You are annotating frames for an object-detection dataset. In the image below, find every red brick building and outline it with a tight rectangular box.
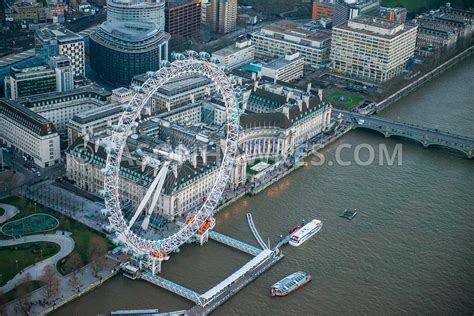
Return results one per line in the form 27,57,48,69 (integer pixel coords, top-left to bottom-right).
311,0,335,21
165,0,201,39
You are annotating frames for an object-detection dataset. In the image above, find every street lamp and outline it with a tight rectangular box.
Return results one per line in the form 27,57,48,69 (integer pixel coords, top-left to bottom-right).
15,259,19,270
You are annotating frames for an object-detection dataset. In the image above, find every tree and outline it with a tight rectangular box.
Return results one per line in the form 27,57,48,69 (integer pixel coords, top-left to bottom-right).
40,266,60,304
15,273,32,316
18,197,27,213
64,252,83,290
0,288,7,316
0,172,19,196
88,236,108,276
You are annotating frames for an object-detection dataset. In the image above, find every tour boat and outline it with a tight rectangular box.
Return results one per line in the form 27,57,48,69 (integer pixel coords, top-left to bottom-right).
289,219,322,247
271,271,312,297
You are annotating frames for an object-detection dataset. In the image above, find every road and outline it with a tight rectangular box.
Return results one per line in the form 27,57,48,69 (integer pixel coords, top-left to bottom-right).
0,231,75,293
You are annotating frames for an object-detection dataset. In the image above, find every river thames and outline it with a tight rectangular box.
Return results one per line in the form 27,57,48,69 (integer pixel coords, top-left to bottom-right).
54,56,474,315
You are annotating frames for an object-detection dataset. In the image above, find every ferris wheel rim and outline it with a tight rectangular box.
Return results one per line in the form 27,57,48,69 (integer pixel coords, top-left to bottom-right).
102,58,240,258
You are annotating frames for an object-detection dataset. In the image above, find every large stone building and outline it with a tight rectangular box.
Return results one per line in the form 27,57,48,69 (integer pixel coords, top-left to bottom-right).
331,16,417,82
0,99,60,168
413,4,473,56
67,103,124,146
206,0,237,34
252,20,332,68
66,99,227,219
11,1,46,23
65,78,333,220
132,75,216,113
15,86,111,135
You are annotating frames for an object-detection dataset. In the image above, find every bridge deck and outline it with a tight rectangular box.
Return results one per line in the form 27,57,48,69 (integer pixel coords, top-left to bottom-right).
208,230,262,256
200,249,273,302
334,109,473,157
246,213,268,250
141,272,202,305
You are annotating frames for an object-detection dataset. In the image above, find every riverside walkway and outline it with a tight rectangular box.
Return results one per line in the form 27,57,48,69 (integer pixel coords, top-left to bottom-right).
334,109,474,158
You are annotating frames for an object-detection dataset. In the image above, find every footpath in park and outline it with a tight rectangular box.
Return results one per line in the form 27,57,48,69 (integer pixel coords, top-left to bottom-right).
0,203,20,224
0,231,75,293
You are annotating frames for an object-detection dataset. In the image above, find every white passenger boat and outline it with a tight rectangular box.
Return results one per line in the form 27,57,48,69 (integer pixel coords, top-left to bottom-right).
289,219,322,247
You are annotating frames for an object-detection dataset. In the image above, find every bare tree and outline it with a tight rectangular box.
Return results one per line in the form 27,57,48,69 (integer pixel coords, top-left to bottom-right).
64,252,83,290
40,266,60,304
88,236,108,276
15,273,32,316
0,172,19,196
0,288,8,316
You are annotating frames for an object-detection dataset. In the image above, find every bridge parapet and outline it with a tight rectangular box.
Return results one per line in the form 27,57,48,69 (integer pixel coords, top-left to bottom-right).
334,109,474,158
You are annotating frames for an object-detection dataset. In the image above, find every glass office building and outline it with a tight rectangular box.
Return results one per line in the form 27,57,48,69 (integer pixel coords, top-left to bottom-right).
90,21,170,86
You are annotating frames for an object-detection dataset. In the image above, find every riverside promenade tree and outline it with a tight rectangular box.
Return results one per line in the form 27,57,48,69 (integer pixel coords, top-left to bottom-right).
88,236,108,277
40,266,60,304
15,273,32,316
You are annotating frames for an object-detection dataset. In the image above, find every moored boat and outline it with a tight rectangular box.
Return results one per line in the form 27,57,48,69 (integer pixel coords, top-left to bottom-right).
289,219,322,247
271,271,312,297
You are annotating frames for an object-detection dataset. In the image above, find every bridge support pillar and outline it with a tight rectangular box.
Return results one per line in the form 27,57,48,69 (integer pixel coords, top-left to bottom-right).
198,230,209,246
150,257,162,275
468,150,472,159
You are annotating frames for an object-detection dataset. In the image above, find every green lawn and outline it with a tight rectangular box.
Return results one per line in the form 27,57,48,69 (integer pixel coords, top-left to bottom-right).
0,207,4,216
381,0,471,13
246,159,275,175
0,196,112,274
0,242,60,286
327,91,363,110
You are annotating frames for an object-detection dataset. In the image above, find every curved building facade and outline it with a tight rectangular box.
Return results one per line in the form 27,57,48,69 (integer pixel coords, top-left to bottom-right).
90,21,170,86
106,0,165,31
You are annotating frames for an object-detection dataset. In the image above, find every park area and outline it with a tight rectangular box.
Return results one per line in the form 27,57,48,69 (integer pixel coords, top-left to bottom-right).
327,91,363,110
0,242,60,287
0,196,111,280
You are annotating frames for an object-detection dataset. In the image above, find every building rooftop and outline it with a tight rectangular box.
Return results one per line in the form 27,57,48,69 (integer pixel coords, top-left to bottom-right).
10,65,55,78
71,103,123,125
99,21,161,42
261,20,332,43
166,0,196,8
0,99,58,136
262,53,303,71
212,40,253,57
240,112,291,130
336,16,416,38
18,85,111,107
36,25,83,43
